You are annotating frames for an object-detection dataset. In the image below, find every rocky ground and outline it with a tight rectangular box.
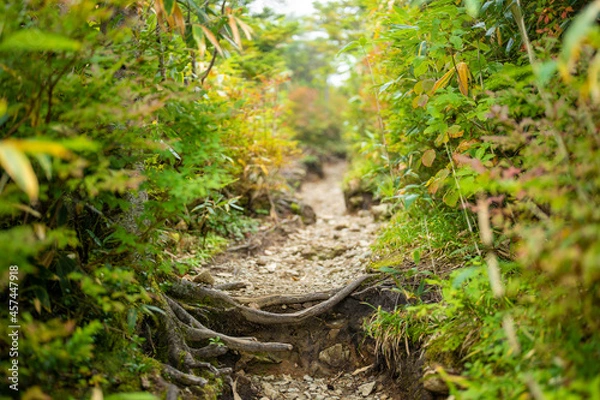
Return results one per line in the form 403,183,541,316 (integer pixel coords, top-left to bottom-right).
205,162,403,400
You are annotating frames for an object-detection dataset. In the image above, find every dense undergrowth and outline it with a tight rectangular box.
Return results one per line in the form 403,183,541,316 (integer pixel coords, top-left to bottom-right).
345,0,600,398
0,0,309,397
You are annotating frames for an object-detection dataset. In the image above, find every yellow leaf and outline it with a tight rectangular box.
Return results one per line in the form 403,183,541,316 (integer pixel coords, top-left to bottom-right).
172,3,186,36
228,13,242,49
456,62,470,96
154,0,165,20
33,298,42,314
6,139,72,159
234,16,253,40
430,68,454,94
422,149,436,167
200,25,224,57
0,142,39,201
448,125,464,138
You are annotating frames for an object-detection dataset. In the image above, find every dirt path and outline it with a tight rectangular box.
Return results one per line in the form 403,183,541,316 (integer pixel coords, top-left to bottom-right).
209,162,397,400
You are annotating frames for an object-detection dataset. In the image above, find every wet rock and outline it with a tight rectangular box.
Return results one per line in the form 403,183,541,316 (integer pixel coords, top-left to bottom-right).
319,344,350,368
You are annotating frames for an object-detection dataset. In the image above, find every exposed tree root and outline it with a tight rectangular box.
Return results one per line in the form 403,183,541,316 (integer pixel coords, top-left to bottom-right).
163,364,208,387
166,296,293,352
169,274,374,324
235,274,373,324
214,281,248,291
159,273,378,394
233,289,336,308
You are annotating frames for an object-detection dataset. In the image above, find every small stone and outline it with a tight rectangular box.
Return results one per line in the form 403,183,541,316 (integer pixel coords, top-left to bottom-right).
262,382,279,398
358,381,376,397
318,343,350,367
266,262,277,272
256,256,269,266
334,222,348,230
303,375,313,382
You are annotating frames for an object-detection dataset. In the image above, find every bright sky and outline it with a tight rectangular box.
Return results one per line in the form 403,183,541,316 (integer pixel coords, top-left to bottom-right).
248,0,321,16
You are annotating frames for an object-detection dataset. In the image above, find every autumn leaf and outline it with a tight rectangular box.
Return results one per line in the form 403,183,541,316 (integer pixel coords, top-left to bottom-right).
422,149,436,167
455,62,470,96
0,141,39,201
229,13,242,49
431,68,454,94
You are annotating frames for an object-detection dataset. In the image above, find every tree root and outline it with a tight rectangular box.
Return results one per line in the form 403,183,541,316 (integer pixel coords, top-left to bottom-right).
233,289,336,308
166,296,293,352
163,364,208,387
236,274,373,324
159,273,377,392
170,274,374,325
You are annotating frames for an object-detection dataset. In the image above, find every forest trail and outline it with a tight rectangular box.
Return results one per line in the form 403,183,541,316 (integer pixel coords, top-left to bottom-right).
208,162,399,400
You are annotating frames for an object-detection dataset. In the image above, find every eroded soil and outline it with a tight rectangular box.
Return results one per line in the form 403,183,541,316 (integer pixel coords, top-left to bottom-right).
202,162,418,400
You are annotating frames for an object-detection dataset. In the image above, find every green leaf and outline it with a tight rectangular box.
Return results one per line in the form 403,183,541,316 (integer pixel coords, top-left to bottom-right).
163,0,175,15
390,24,419,30
537,61,557,86
451,267,479,288
337,40,360,57
403,193,420,209
413,248,422,264
0,29,81,52
33,154,52,180
464,0,481,18
443,189,459,207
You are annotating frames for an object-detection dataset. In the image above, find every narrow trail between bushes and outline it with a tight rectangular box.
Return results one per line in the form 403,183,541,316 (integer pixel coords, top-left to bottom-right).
205,162,402,400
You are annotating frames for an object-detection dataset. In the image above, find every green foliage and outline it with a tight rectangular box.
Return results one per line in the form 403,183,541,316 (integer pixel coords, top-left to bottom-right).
0,0,298,396
353,0,600,397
